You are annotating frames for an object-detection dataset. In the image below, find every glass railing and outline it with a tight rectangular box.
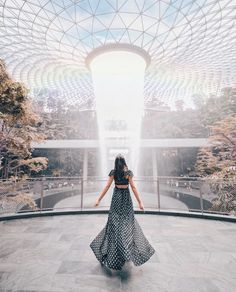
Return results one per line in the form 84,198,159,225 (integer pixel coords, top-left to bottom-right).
0,176,235,217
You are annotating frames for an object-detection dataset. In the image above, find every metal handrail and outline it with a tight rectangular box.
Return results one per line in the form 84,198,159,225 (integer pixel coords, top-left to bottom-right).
0,176,235,217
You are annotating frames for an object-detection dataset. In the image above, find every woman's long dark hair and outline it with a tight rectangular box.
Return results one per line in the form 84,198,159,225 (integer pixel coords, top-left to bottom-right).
114,154,128,180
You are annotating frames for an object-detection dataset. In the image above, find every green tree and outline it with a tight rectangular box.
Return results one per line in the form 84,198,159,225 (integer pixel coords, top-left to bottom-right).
195,115,236,214
196,87,236,127
0,59,48,212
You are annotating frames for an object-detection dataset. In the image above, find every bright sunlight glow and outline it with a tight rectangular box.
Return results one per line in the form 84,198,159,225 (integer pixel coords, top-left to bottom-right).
90,50,147,176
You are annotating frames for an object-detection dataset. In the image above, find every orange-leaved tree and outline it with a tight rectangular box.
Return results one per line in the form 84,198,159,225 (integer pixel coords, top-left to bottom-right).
195,115,236,214
0,59,48,212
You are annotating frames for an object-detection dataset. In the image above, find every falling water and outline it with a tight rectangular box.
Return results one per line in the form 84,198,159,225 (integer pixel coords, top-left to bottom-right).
88,47,148,177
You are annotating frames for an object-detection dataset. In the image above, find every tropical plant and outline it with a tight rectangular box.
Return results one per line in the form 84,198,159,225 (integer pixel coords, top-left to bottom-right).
195,115,236,214
0,58,48,212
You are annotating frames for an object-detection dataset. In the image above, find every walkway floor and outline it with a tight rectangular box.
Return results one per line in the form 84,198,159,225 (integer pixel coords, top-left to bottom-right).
0,214,236,292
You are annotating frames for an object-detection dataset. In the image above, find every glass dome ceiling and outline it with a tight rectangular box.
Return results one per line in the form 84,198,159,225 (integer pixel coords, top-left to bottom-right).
0,0,235,107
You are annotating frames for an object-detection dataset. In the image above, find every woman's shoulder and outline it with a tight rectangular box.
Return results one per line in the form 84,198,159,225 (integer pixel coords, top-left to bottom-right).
108,169,115,176
124,169,134,177
108,168,133,177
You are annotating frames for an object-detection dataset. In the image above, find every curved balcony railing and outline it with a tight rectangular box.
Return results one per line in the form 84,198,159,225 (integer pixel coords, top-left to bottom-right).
0,176,235,218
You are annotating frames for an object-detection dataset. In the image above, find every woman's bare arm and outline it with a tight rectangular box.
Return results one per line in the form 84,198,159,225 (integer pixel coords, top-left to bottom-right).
129,176,143,205
96,176,113,204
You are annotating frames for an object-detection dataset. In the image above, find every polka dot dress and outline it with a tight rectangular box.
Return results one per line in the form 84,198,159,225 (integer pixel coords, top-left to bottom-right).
90,171,156,270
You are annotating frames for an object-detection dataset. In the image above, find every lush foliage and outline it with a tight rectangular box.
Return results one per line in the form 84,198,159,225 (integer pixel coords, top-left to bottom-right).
195,87,236,214
0,59,48,211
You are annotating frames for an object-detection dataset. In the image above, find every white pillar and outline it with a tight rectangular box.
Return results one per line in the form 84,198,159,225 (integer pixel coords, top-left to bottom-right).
152,148,158,178
83,148,88,180
152,148,158,191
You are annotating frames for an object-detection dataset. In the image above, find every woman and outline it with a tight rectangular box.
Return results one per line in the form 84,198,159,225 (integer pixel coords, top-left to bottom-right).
90,154,155,271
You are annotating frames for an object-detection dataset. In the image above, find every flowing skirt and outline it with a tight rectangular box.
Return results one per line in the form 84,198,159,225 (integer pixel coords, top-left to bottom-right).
90,186,156,270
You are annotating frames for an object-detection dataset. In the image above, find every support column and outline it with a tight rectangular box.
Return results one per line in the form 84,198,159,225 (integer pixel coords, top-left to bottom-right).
152,148,158,178
83,148,88,180
152,148,158,192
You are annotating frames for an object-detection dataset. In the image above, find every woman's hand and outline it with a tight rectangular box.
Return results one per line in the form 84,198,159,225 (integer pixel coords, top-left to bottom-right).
139,201,144,211
94,198,100,207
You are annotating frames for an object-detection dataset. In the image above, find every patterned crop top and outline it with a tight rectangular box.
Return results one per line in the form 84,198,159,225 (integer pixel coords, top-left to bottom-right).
108,169,134,185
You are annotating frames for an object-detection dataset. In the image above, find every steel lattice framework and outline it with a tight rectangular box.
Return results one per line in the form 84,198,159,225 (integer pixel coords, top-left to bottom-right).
0,0,235,107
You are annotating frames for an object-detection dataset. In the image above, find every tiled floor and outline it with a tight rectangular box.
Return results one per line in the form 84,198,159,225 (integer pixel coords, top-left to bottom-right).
0,214,236,292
